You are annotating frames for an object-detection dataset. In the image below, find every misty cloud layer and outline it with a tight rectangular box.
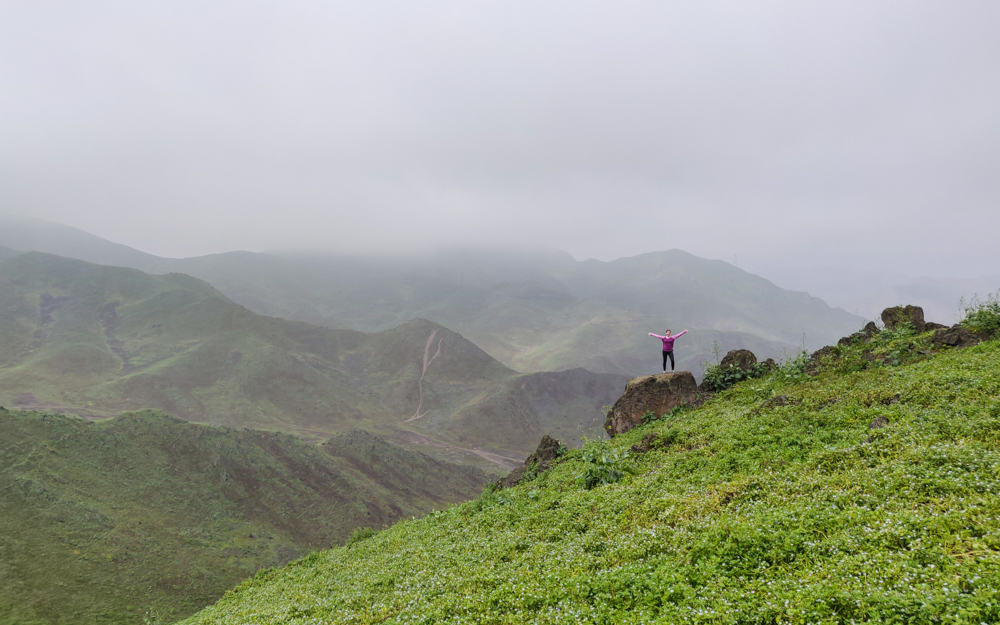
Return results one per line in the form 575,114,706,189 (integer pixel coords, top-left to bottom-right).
2,1,998,278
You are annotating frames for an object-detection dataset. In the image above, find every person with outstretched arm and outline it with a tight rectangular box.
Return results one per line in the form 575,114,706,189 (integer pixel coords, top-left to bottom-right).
648,329,688,373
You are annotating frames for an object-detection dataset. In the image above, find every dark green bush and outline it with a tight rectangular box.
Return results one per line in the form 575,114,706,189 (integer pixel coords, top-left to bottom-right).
702,361,771,392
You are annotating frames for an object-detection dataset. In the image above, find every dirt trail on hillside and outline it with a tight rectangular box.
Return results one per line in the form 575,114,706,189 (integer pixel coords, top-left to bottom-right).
404,329,442,423
396,329,521,469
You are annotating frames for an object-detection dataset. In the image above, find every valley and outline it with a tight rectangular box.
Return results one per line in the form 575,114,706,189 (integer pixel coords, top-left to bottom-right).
0,251,627,468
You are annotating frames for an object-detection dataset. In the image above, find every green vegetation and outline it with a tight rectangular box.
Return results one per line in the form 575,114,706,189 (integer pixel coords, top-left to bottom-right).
0,252,625,467
641,405,688,425
0,409,485,624
576,440,629,490
961,291,1000,337
700,360,773,392
181,332,1000,624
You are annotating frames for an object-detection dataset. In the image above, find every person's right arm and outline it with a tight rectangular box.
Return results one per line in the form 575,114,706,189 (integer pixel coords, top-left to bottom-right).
649,333,665,339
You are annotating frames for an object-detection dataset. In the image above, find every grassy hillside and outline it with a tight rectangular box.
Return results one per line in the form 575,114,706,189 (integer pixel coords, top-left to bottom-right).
0,409,486,625
0,253,625,467
0,218,862,378
180,329,1000,623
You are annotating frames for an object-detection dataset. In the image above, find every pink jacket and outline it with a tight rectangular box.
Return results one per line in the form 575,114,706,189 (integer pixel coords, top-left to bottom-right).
649,330,687,351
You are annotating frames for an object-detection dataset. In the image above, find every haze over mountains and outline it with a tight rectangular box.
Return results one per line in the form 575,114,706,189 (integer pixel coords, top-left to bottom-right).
0,250,626,467
0,216,864,378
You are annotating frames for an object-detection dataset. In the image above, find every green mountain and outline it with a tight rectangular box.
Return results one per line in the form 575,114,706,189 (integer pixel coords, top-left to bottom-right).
163,249,864,378
180,327,1000,623
0,252,626,467
0,217,863,378
0,408,486,625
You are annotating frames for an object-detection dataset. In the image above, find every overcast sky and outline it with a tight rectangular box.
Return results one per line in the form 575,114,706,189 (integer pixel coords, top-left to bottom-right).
2,1,998,278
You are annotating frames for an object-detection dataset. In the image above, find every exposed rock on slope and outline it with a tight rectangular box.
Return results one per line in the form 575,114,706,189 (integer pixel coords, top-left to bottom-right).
880,304,946,333
720,349,758,370
604,372,699,437
498,435,563,489
931,325,988,348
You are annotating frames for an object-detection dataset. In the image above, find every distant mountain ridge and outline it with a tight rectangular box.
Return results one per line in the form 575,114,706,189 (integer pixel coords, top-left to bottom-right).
0,216,864,378
0,252,626,467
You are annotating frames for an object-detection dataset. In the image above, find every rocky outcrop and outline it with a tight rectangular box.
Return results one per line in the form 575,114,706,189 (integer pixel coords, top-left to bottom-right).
881,305,927,332
838,321,880,346
604,372,698,437
931,325,987,349
720,349,757,371
806,345,838,375
498,435,562,489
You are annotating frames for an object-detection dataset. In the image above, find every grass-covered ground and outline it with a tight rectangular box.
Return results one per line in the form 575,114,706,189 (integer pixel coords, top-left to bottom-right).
0,410,485,625
180,331,1000,624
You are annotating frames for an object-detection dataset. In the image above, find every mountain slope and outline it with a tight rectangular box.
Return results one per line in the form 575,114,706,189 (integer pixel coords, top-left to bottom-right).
0,215,168,273
0,253,626,466
0,218,863,378
0,409,486,625
180,332,1000,624
163,248,862,378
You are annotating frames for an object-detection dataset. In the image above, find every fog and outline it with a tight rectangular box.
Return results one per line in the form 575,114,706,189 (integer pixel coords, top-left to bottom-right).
2,1,999,290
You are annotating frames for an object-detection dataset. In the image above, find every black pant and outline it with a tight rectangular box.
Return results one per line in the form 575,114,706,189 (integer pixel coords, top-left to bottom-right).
662,351,674,371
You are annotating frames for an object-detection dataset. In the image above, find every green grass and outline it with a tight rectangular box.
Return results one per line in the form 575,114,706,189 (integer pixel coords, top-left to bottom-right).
180,335,1000,624
0,409,486,625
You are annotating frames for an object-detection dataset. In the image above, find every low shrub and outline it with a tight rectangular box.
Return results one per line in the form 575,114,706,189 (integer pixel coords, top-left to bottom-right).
577,440,628,489
962,291,1000,337
702,361,771,392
